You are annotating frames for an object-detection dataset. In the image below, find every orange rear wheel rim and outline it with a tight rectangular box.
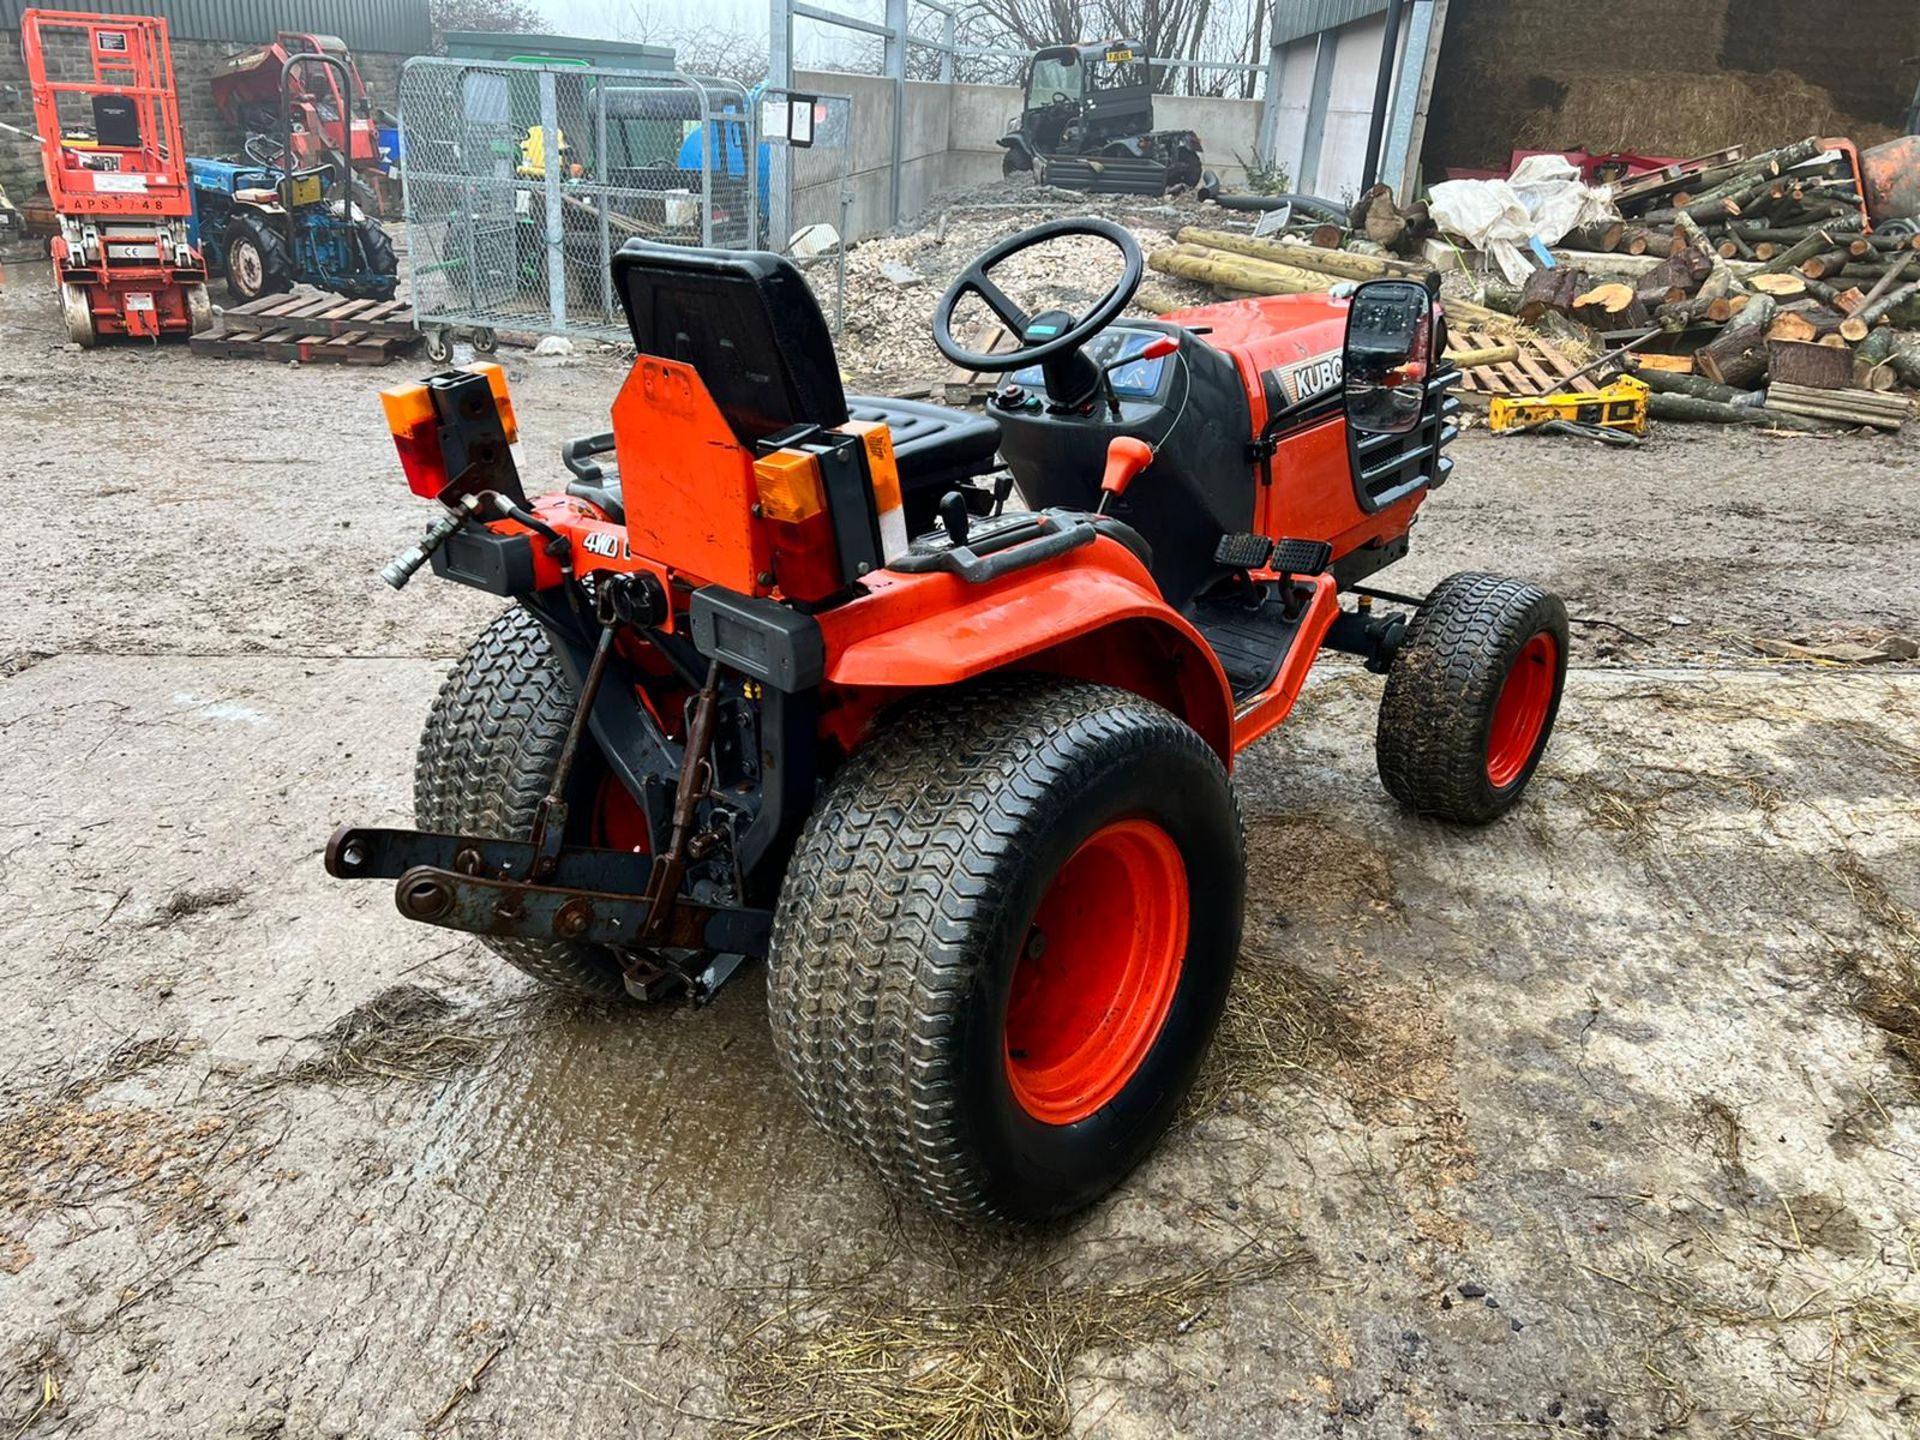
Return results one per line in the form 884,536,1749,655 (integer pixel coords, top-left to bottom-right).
1004,819,1189,1125
1486,631,1556,788
590,770,651,852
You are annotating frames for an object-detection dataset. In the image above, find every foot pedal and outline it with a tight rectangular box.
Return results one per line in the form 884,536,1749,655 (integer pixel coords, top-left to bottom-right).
1213,533,1274,570
1271,538,1333,576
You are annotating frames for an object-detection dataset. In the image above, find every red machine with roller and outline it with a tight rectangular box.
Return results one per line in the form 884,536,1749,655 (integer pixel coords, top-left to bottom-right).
22,9,209,344
209,33,383,179
327,221,1568,1225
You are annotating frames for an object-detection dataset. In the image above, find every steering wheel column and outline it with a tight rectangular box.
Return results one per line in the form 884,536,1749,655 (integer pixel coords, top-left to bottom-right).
1024,308,1102,408
932,218,1145,412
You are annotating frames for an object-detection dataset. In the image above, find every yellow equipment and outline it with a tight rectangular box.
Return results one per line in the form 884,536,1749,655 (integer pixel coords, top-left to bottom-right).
1488,375,1650,437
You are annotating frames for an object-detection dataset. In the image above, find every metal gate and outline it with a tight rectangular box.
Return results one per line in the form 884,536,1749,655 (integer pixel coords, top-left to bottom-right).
764,88,852,334
398,57,758,344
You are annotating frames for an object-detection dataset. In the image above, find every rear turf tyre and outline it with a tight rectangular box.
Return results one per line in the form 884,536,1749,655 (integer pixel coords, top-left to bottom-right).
1001,146,1032,176
767,676,1244,1223
414,607,649,1001
1376,571,1569,825
225,215,292,304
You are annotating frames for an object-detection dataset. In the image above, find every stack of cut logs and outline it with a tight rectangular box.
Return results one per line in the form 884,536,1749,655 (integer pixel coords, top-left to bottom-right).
1507,136,1917,427
1162,135,1920,432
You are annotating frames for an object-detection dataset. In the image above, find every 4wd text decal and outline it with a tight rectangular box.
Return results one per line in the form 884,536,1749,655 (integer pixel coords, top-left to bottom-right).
580,531,628,559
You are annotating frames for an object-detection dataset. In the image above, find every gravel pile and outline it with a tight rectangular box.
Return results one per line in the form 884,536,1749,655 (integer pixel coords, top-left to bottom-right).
829,179,1226,391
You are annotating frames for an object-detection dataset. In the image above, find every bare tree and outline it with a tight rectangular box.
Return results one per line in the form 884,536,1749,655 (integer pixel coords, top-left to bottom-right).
948,0,1271,95
603,6,770,84
429,0,544,45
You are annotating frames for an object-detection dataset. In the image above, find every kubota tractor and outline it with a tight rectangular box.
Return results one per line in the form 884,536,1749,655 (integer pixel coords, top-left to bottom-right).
329,220,1568,1223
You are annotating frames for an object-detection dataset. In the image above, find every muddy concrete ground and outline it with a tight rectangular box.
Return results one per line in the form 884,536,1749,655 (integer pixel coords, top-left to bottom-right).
3,257,1919,1439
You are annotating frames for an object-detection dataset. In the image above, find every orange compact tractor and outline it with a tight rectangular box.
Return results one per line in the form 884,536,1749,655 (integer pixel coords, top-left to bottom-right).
329,221,1568,1222
22,9,210,344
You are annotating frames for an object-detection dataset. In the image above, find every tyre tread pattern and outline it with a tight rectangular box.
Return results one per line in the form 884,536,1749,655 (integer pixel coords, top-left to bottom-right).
1376,571,1567,825
413,607,629,998
766,675,1237,1223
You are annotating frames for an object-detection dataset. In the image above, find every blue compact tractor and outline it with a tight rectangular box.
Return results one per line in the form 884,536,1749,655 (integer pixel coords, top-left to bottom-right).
187,144,397,305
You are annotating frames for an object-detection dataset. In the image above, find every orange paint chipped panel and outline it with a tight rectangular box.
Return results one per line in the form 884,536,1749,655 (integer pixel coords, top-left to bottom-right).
610,358,771,594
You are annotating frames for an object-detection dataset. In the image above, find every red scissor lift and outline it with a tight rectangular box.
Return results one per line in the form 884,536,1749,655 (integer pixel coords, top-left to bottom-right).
22,9,210,345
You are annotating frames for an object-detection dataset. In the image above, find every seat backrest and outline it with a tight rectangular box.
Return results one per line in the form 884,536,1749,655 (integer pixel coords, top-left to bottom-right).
93,94,142,150
612,240,848,447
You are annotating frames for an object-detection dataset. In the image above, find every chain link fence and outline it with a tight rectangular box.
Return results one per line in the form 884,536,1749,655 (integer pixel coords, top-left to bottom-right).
765,88,853,334
398,57,758,345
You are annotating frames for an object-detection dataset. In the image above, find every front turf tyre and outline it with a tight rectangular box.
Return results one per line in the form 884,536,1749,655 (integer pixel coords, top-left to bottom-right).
414,607,652,1001
1376,572,1569,825
767,677,1244,1224
1001,145,1032,176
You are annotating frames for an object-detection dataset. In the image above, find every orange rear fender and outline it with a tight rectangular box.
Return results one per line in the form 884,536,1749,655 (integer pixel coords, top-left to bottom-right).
817,537,1236,764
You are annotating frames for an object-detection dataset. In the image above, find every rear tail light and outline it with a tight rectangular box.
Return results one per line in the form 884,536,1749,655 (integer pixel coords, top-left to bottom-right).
380,380,443,497
753,449,844,602
381,362,518,499
752,421,905,603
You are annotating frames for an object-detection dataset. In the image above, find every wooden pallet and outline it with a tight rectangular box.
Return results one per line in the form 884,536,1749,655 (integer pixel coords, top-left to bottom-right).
1445,329,1584,400
191,323,417,365
218,291,416,340
1609,146,1747,209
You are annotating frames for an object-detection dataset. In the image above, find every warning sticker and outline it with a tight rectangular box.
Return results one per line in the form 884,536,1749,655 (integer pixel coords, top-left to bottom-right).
93,172,149,193
125,293,155,311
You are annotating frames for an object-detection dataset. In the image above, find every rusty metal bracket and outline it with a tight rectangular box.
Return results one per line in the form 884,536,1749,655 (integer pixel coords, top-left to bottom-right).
325,825,774,959
390,864,773,953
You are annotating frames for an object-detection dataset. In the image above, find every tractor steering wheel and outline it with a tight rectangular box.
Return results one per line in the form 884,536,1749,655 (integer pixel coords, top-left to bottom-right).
244,134,286,168
931,218,1143,373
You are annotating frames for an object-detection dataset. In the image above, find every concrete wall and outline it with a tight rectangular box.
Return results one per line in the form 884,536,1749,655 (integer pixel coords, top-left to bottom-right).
0,27,406,202
793,68,1263,241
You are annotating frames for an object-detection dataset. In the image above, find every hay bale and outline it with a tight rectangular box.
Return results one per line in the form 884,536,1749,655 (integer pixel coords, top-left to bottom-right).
1511,69,1897,159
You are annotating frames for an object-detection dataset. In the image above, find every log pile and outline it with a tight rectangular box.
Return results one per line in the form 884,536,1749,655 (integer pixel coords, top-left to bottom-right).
1175,132,1920,432
1548,135,1920,418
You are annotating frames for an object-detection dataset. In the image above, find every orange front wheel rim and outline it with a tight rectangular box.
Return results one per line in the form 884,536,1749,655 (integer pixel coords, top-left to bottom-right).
1486,631,1557,788
1004,819,1189,1125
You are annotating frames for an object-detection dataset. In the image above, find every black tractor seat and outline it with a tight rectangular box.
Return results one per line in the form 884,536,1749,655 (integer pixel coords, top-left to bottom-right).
563,395,1002,529
609,240,1003,533
847,394,1002,519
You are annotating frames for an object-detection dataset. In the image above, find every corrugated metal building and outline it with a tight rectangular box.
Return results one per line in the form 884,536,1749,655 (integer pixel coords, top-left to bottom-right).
0,0,430,55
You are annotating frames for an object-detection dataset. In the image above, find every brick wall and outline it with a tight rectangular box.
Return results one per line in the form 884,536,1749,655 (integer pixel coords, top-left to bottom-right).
0,28,414,201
